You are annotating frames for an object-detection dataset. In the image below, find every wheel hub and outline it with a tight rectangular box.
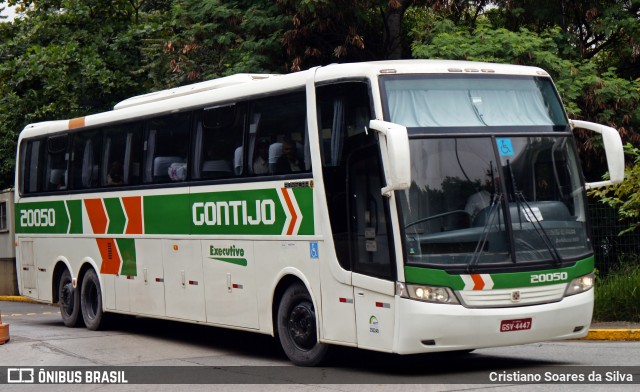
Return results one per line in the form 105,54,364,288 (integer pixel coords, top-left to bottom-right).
288,303,316,350
61,282,74,314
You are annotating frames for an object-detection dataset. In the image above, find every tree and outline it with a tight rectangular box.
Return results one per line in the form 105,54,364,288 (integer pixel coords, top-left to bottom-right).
590,143,640,235
411,16,640,180
155,0,290,85
0,0,171,189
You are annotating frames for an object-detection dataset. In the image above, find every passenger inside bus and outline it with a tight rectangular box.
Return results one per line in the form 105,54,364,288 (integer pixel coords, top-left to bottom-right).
107,161,123,186
274,138,302,174
252,139,270,175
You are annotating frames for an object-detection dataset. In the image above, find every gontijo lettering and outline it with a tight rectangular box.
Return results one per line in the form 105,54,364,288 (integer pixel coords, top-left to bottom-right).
192,200,276,226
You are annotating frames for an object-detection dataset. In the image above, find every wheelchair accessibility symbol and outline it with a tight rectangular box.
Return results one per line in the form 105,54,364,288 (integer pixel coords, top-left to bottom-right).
497,138,515,157
309,242,319,259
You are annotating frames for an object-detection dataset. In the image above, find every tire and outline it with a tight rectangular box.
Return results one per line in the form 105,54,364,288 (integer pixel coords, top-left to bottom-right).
277,283,329,366
80,269,106,331
58,269,82,327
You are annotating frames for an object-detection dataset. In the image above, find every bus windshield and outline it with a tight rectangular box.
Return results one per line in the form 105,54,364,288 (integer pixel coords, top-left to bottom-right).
382,74,569,129
399,135,590,270
382,74,589,270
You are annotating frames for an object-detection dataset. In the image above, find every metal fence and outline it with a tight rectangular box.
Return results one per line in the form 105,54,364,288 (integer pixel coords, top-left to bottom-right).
588,197,640,276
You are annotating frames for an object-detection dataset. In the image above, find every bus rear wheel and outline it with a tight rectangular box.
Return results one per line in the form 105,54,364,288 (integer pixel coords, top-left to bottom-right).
58,269,82,327
277,283,328,366
80,269,106,331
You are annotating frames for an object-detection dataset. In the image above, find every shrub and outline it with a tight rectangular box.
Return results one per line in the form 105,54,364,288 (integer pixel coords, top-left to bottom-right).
593,260,640,322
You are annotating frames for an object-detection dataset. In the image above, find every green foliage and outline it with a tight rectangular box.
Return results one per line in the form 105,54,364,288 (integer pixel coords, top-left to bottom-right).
156,0,290,85
0,0,171,189
411,18,640,177
593,260,640,322
590,143,640,235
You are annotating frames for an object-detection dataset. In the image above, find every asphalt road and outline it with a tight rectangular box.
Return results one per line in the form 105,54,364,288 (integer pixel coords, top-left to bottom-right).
1,300,639,391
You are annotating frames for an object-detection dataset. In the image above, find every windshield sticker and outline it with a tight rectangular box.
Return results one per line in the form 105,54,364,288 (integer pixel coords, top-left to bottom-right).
497,138,514,157
522,206,543,222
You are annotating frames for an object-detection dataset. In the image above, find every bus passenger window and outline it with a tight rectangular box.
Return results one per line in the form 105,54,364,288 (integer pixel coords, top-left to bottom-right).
70,131,102,190
19,139,43,194
248,91,309,176
192,104,245,181
144,113,190,183
102,123,142,187
45,135,69,192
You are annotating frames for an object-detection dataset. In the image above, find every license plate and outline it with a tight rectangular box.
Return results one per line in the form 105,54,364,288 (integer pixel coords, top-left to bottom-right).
500,318,532,332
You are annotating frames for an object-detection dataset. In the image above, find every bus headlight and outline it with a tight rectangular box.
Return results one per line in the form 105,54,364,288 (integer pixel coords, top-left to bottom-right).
396,282,459,304
564,272,595,296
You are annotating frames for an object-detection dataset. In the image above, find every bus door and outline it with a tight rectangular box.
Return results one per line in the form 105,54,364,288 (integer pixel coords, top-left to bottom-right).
348,145,396,351
315,81,396,350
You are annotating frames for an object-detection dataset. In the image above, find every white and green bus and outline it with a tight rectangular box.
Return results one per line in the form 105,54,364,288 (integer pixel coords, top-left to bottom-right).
14,60,624,366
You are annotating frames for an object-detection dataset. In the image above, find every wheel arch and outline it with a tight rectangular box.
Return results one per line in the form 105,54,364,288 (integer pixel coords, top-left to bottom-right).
51,258,72,303
271,270,321,340
77,258,101,291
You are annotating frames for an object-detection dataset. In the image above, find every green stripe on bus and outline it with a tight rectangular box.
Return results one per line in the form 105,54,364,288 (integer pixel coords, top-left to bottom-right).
293,187,314,235
404,256,594,290
15,201,69,234
143,193,192,235
116,238,137,276
105,197,126,234
16,186,315,236
208,257,248,267
66,200,83,234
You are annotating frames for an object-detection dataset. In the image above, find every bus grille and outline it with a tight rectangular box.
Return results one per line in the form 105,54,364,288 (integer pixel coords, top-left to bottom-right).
456,283,567,308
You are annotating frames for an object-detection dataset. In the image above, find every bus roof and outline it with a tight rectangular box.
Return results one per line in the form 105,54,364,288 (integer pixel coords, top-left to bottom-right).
113,73,277,110
18,60,550,140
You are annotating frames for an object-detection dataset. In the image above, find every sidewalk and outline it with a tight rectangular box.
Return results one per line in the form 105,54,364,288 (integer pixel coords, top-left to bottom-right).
2,295,639,341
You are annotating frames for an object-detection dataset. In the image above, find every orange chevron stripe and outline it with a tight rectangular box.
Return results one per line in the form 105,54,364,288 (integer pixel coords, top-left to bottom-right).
97,238,121,275
281,188,297,235
84,198,108,234
122,196,143,234
471,274,485,290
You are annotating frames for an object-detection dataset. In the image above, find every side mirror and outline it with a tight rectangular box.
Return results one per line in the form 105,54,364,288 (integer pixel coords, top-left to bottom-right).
368,120,411,196
570,120,625,189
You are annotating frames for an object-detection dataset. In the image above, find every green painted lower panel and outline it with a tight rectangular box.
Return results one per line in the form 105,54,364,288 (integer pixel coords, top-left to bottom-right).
404,256,594,290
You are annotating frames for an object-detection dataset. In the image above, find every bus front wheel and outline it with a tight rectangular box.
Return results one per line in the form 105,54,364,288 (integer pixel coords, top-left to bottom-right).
58,269,82,327
80,269,105,331
277,283,328,366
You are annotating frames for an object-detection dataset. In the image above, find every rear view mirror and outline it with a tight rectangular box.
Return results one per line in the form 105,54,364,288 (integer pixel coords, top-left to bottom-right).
368,120,411,196
570,120,624,189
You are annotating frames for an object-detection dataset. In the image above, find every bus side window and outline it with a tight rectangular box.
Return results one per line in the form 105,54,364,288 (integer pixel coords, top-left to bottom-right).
192,104,245,180
44,135,69,192
70,130,102,190
19,139,44,194
248,91,309,176
144,113,191,183
102,123,143,187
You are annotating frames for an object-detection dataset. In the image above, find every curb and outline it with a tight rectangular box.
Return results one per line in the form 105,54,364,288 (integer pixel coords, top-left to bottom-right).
580,329,640,341
0,296,40,304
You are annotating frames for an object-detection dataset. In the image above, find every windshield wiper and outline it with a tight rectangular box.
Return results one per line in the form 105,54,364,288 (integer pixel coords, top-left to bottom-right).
467,192,502,273
506,160,562,265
